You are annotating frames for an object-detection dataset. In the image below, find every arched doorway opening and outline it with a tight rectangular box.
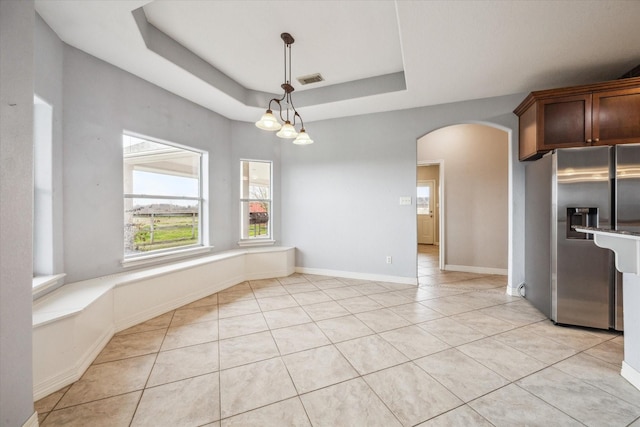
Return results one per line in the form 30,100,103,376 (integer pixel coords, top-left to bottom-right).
417,123,510,285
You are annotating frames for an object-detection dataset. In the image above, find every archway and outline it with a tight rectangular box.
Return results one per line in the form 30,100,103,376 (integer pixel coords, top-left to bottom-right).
417,123,511,284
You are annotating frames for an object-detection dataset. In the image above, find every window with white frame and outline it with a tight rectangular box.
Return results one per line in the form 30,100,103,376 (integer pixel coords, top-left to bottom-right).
123,133,204,257
240,160,272,241
33,95,67,295
33,95,54,276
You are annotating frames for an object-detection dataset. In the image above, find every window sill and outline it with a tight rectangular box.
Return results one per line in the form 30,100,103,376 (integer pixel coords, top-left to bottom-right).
237,239,276,247
33,273,66,296
121,246,214,269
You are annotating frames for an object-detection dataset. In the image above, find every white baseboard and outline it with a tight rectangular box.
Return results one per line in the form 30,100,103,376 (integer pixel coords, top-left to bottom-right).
33,366,79,403
244,268,294,281
74,325,114,377
114,275,243,332
444,264,508,275
621,361,640,391
295,267,417,285
23,412,39,427
33,325,114,401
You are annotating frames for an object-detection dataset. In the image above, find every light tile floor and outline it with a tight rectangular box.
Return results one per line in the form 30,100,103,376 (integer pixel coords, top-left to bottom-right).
35,245,640,426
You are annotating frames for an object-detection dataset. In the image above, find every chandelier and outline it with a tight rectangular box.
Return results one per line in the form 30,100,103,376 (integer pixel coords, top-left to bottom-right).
255,33,313,145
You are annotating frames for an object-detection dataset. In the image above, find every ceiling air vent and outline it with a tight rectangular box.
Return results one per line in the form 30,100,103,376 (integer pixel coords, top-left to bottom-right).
297,73,324,86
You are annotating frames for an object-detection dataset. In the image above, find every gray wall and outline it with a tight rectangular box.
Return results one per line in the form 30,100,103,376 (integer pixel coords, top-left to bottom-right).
0,1,35,425
59,45,282,283
30,13,285,284
279,96,526,289
61,45,224,281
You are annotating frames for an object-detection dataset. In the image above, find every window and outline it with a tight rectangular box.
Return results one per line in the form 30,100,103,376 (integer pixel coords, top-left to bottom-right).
33,95,54,276
240,160,272,242
33,95,66,295
417,184,430,215
123,134,204,257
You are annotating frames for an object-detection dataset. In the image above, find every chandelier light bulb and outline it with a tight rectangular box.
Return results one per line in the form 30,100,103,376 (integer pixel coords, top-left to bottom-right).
255,110,282,131
293,129,314,145
276,121,298,139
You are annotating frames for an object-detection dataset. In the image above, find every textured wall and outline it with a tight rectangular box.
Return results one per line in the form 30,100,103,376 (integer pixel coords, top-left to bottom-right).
0,1,36,425
31,14,285,285
278,95,525,288
59,45,269,282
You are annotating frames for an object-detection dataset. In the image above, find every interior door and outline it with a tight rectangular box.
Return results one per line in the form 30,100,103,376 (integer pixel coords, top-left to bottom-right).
417,180,435,244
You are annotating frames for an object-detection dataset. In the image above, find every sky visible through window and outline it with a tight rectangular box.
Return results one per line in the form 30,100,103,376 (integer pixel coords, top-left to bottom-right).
133,170,198,207
133,170,198,196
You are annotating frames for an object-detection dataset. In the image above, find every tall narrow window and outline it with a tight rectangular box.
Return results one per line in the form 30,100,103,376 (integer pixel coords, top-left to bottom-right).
240,160,272,242
123,134,203,257
33,95,54,276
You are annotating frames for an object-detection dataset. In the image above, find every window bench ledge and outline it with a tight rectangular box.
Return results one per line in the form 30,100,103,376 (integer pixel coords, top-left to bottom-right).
33,273,66,298
120,245,214,269
32,246,295,400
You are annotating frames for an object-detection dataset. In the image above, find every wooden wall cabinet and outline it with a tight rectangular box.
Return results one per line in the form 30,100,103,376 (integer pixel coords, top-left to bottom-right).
515,77,640,161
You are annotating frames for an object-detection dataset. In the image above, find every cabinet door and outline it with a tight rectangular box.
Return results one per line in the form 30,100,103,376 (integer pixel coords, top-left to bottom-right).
593,88,640,146
538,94,592,149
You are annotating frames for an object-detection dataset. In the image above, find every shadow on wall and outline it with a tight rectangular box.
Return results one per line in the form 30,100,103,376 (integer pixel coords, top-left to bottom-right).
417,123,509,274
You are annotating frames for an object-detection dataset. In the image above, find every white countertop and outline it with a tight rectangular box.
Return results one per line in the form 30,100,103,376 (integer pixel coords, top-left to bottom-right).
574,227,640,275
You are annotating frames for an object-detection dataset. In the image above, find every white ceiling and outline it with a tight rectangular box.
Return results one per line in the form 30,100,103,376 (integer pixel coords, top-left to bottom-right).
35,0,640,124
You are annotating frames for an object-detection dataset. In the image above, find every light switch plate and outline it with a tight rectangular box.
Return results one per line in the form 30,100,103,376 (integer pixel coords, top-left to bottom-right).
399,196,412,205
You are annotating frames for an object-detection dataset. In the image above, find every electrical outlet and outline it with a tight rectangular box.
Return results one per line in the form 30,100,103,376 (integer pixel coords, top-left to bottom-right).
386,256,392,264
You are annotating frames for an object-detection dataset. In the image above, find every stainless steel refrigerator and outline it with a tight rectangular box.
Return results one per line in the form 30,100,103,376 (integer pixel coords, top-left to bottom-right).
524,144,640,330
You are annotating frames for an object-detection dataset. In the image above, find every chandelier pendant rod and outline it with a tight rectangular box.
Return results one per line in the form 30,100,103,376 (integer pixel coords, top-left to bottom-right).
283,39,293,124
283,40,288,96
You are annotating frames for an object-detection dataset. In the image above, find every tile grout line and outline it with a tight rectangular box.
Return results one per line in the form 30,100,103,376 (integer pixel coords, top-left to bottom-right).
255,280,315,426
129,309,177,426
